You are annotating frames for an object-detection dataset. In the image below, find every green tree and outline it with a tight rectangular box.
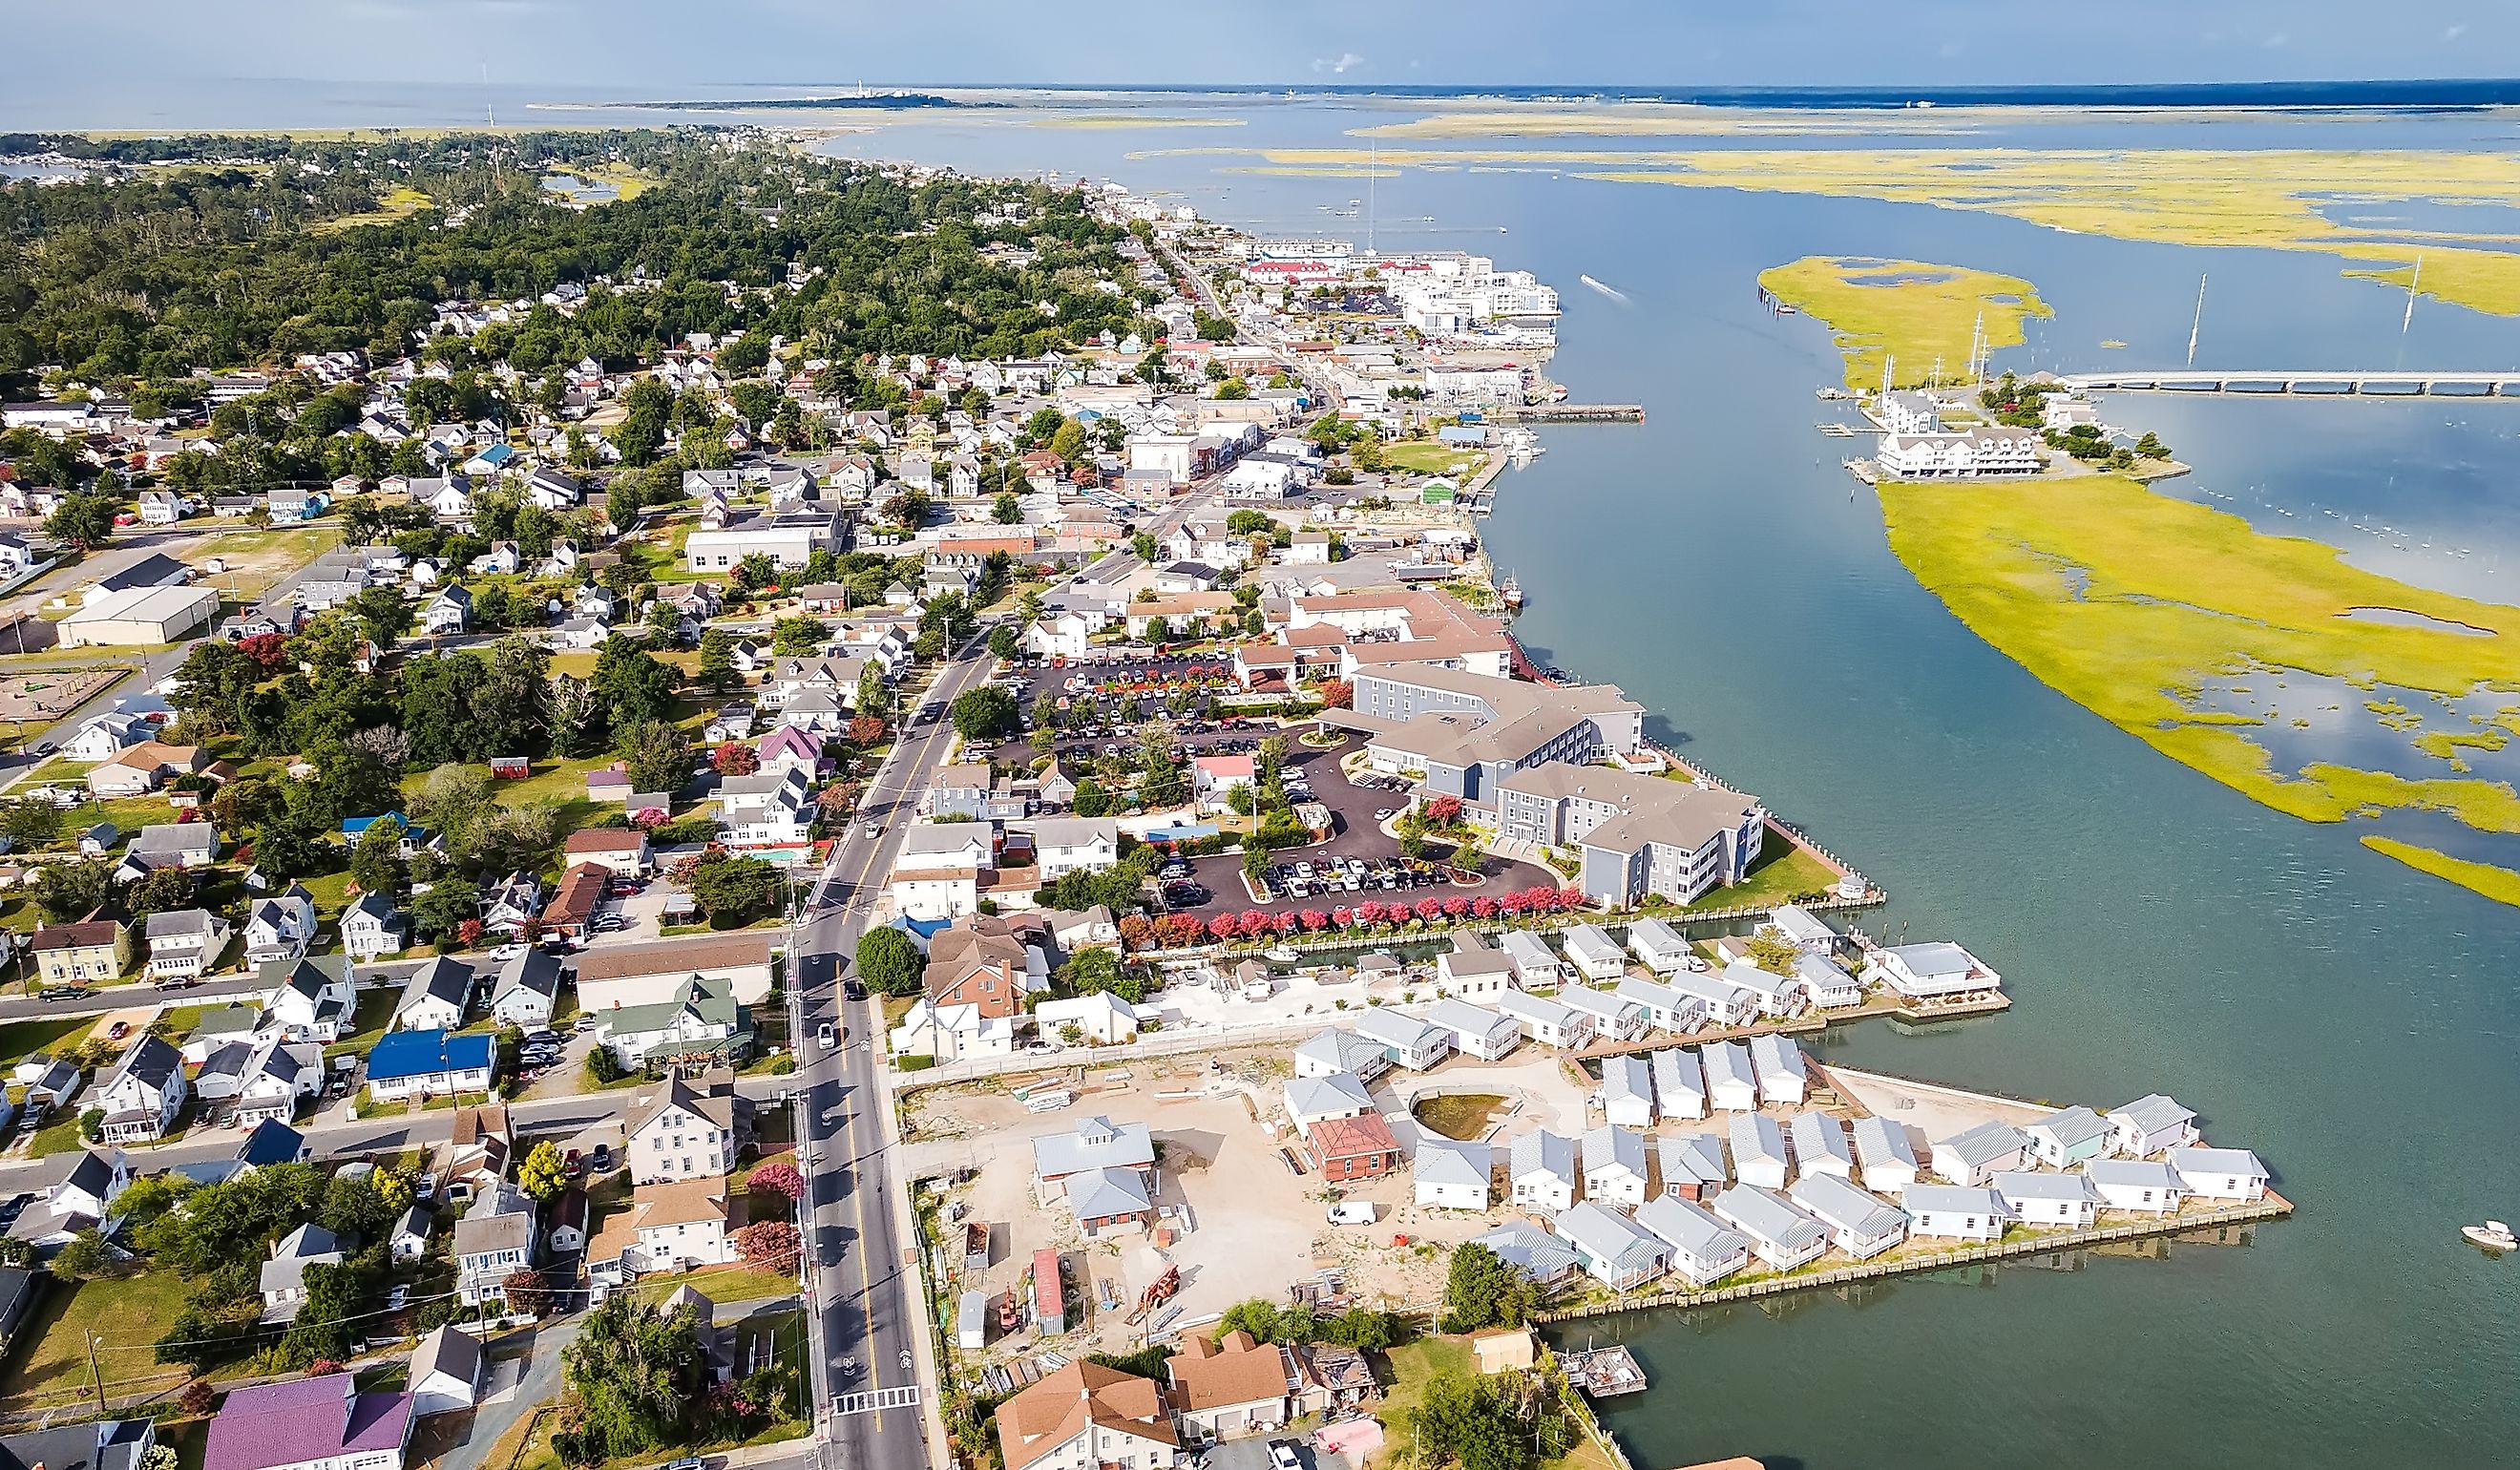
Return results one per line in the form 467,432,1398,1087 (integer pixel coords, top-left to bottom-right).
950,684,1018,741
992,491,1023,524
43,493,120,550
33,858,113,922
987,625,1019,662
0,799,61,848
52,1228,111,1281
346,584,415,647
126,866,197,917
1072,779,1110,817
349,815,406,896
591,634,681,726
854,926,925,996
688,852,784,925
697,626,737,693
1440,1242,1534,1333
1409,1371,1536,1470
616,718,693,796
771,617,829,657
557,1295,706,1466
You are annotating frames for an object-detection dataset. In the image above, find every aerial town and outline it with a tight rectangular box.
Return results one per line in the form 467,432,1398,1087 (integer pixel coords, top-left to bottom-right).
0,138,2283,1470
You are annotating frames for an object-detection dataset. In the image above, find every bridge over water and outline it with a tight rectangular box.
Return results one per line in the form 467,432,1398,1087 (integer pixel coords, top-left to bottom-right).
2063,369,2520,396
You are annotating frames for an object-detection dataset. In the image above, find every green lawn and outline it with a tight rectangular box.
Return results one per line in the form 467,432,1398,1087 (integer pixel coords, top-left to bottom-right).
1665,838,1843,915
1382,442,1487,477
0,1269,196,1411
1372,1336,1474,1469
630,1263,800,1307
322,986,401,1060
0,1013,109,1065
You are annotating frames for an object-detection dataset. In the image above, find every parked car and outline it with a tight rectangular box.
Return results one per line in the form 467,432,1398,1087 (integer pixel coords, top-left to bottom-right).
817,1023,836,1051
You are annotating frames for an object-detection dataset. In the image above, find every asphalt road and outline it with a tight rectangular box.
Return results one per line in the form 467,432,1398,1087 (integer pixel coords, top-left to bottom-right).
782,632,999,1470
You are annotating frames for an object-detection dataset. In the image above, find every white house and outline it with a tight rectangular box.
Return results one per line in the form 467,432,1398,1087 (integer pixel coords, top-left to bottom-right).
2087,1158,2187,1214
409,1324,484,1418
1550,1201,1670,1292
1598,1055,1655,1129
1747,1034,1808,1105
1435,935,1517,1000
1634,1194,1751,1286
1495,990,1592,1051
1700,1040,1758,1112
1413,1138,1493,1210
262,956,355,1043
1496,930,1564,991
1931,1122,2029,1187
1793,952,1862,1009
891,822,991,920
1657,1133,1730,1203
2168,1146,2270,1202
394,957,475,1032
2108,1095,2200,1159
1729,1113,1790,1191
1787,1110,1855,1181
1614,975,1706,1036
1861,940,2003,1000
1283,1071,1376,1139
1561,924,1628,981
1033,991,1143,1045
144,909,230,983
1648,1047,1706,1122
1994,1170,2100,1229
1031,817,1120,881
1789,1172,1908,1259
243,889,319,967
341,892,409,961
2023,1105,2114,1169
94,1037,188,1144
1711,1184,1831,1270
1425,998,1520,1061
1558,986,1647,1044
1581,1125,1649,1208
1660,970,1754,1030
1352,1009,1453,1071
1292,1027,1391,1082
1508,1129,1579,1213
1625,918,1691,975
1850,1115,1921,1196
1902,1183,2008,1242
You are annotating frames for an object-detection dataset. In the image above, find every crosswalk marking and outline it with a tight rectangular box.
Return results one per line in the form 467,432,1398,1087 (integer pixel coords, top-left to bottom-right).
833,1385,923,1417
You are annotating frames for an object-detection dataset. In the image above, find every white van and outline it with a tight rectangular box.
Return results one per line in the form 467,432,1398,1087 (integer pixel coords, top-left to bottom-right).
1326,1201,1377,1226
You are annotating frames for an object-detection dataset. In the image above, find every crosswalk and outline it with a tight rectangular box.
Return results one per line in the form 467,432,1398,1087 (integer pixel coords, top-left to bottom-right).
831,1385,923,1417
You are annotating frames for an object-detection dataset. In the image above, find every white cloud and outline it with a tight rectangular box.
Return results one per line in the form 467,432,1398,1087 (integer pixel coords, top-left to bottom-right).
2444,22,2468,40
1312,52,1365,74
2261,30,2289,48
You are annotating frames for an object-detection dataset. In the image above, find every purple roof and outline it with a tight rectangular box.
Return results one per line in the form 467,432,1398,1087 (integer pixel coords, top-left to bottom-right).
203,1376,412,1470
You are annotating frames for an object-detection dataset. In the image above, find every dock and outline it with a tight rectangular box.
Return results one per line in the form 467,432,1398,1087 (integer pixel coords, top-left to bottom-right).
1558,1344,1650,1398
1491,403,1646,423
1535,1191,2294,1322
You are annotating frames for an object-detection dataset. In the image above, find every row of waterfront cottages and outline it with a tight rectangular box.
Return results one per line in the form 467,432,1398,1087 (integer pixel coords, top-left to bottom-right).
1420,1094,2270,1294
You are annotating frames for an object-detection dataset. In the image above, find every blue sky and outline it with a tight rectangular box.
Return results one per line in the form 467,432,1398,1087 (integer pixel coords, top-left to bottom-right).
18,1,2513,94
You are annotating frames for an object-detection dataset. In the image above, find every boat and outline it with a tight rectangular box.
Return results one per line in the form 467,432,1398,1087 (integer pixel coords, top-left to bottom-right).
2463,1220,2517,1250
1500,574,1523,609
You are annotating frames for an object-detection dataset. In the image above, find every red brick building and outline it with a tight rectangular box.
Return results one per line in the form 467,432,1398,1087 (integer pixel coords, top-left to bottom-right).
1305,1113,1401,1183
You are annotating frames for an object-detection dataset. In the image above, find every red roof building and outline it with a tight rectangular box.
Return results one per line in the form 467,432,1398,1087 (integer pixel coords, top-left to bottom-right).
1305,1113,1401,1183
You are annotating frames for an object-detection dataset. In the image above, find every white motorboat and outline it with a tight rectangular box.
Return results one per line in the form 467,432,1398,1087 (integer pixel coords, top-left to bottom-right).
2461,1219,2516,1251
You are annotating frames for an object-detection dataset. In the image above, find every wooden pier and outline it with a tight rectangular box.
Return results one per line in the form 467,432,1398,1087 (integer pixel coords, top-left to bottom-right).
1492,403,1646,423
1534,1190,2295,1323
1558,1345,1650,1397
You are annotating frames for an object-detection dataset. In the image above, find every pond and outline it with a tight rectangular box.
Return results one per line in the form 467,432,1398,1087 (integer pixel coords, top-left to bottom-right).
1410,1092,1509,1141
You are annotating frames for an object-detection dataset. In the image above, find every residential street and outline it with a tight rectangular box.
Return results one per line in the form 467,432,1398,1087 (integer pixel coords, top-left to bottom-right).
784,631,999,1470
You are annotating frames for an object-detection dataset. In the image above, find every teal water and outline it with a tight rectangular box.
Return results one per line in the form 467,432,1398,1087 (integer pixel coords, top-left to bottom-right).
817,102,2520,1468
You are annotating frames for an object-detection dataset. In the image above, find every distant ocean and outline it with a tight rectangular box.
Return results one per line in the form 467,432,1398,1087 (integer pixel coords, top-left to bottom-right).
969,78,2520,110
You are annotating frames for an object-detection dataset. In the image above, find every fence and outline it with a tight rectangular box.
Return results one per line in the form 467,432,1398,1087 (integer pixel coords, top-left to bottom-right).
892,1017,1329,1090
1534,1192,2295,1322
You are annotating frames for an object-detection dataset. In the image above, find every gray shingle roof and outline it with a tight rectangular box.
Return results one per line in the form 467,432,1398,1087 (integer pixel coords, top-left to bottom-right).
1712,1184,1829,1251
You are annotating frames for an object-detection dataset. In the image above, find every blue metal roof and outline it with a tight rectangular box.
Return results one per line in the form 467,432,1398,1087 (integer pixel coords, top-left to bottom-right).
364,1028,494,1083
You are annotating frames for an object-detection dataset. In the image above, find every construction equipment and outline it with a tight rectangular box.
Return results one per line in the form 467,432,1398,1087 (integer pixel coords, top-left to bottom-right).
1125,1263,1182,1325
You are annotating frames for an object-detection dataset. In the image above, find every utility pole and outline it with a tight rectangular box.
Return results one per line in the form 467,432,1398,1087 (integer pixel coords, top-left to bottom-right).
85,1329,104,1408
